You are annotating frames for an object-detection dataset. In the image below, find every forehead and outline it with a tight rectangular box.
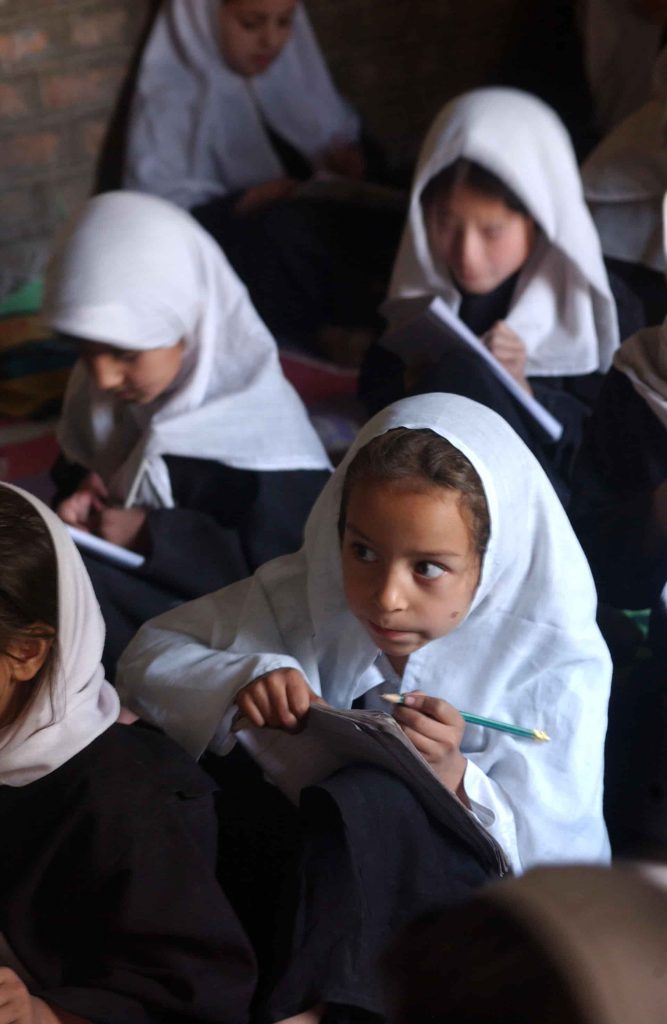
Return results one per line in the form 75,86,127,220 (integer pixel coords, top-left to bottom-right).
345,478,475,552
224,0,297,16
428,181,519,221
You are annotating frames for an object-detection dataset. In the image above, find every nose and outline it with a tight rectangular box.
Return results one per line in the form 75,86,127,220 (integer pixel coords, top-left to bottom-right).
454,228,482,275
374,565,408,613
88,354,124,392
258,21,281,52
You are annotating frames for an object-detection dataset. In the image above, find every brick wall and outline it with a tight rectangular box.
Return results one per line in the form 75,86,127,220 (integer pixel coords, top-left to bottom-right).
0,0,524,303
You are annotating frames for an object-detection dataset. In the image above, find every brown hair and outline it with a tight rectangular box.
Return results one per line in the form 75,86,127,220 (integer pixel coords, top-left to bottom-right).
338,427,490,560
420,157,532,220
0,486,58,722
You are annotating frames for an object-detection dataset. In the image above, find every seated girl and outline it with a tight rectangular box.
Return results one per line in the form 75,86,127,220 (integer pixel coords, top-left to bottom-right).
0,483,256,1024
47,190,331,678
123,0,404,350
359,87,620,502
117,393,611,1023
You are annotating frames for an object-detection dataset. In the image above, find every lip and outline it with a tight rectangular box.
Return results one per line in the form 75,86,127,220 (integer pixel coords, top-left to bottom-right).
253,53,275,68
367,620,415,641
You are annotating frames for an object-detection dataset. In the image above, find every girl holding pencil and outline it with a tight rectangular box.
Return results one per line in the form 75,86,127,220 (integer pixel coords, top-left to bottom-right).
117,393,611,1024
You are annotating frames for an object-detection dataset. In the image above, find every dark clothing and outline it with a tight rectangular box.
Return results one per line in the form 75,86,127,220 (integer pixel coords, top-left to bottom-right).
192,196,405,351
605,257,667,340
571,366,667,614
53,454,330,678
207,751,498,1024
359,282,599,505
0,723,256,1024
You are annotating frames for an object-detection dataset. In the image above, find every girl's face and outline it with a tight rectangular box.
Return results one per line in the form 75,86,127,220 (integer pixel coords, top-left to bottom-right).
79,340,186,405
0,631,52,728
219,0,298,77
341,479,481,674
425,181,537,295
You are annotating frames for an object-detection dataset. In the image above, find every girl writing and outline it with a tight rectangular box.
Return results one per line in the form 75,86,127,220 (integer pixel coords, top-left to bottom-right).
47,190,330,677
360,88,620,500
124,0,402,349
117,393,612,1022
0,483,256,1024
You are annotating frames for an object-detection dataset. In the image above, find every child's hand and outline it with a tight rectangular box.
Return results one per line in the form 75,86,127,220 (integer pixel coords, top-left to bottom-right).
236,668,323,730
393,692,468,799
235,177,299,214
56,472,108,531
482,321,533,394
0,968,44,1024
97,507,148,552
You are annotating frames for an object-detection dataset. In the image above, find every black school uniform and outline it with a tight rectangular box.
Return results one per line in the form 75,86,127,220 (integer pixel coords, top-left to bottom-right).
359,274,599,504
53,454,330,679
0,723,256,1024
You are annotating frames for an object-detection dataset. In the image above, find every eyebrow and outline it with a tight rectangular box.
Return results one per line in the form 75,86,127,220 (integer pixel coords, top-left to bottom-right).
345,521,466,560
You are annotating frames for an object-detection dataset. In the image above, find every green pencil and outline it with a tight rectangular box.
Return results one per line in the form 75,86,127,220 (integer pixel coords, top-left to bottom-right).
380,693,550,742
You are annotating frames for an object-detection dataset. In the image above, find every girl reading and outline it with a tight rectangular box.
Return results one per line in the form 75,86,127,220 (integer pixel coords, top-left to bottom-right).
0,483,256,1024
124,0,403,349
47,190,330,677
117,393,611,1022
359,88,620,500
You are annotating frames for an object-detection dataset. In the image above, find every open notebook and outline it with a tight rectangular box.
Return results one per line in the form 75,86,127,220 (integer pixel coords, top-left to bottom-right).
234,703,509,876
381,294,563,442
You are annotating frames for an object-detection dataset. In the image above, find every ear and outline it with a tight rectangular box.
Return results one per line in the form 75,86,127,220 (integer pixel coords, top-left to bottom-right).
7,626,54,683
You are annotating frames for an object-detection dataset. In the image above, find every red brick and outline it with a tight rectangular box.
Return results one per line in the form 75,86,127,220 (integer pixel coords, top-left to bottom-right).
0,80,30,118
70,10,128,49
79,117,108,160
0,27,49,68
39,66,124,112
0,131,59,172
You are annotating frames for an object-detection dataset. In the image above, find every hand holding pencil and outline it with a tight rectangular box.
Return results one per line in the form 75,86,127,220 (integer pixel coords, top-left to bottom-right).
382,693,550,742
386,691,469,800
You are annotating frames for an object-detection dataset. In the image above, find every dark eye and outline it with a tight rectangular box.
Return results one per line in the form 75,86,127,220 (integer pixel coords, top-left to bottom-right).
118,351,140,364
415,561,446,579
351,542,377,563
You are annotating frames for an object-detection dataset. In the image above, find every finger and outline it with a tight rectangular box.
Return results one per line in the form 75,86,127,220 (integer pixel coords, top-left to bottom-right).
400,693,462,727
236,683,269,727
264,674,298,728
285,673,314,718
397,723,444,763
394,705,452,743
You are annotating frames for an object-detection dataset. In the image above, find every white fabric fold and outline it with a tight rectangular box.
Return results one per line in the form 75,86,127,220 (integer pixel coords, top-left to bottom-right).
388,87,619,377
124,0,360,208
0,485,119,787
118,392,612,872
47,191,330,509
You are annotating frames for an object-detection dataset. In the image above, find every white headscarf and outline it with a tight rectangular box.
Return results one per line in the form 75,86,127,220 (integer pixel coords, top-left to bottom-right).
388,88,619,377
47,191,330,509
124,0,360,209
613,193,667,429
583,49,667,273
579,0,665,133
0,484,119,787
117,393,612,871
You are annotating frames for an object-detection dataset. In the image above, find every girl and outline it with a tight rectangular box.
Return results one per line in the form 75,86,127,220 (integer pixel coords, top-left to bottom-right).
0,483,256,1024
359,88,620,501
124,0,403,349
47,190,331,677
117,393,611,1022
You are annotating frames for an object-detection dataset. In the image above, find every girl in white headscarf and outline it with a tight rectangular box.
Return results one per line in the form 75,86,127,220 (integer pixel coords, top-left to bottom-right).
117,392,611,1023
47,190,330,677
0,483,256,1024
123,0,404,349
359,88,620,502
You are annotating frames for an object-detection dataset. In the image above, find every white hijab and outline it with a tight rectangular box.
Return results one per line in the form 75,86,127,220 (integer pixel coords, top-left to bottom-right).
118,393,611,870
613,194,667,429
388,88,619,377
583,49,667,272
0,485,119,787
47,191,330,509
124,0,360,209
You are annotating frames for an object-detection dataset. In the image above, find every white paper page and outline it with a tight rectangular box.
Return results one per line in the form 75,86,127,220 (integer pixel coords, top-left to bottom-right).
67,525,145,569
